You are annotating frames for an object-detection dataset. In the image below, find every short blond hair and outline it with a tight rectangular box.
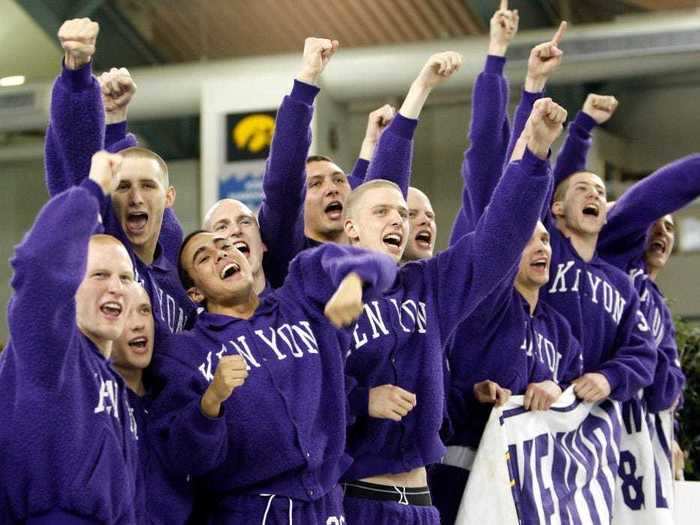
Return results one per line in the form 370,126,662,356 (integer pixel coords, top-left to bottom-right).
343,179,402,220
119,146,170,187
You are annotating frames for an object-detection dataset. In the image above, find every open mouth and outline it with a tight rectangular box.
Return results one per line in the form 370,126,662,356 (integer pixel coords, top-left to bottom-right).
232,241,250,257
382,232,403,253
649,239,667,255
220,262,241,280
127,336,149,353
126,211,149,235
530,257,549,270
100,301,123,319
582,204,600,218
414,230,432,249
324,201,343,220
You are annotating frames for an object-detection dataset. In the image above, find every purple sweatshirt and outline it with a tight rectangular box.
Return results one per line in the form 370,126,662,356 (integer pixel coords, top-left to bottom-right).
258,80,418,288
555,121,698,409
449,56,544,242
149,244,397,506
45,62,196,339
343,149,551,481
0,180,140,523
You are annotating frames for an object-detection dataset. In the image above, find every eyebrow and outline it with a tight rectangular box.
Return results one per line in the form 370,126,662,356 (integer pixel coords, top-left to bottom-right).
191,245,208,265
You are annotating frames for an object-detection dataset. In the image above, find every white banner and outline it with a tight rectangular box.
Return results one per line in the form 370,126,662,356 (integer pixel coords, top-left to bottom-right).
456,388,674,525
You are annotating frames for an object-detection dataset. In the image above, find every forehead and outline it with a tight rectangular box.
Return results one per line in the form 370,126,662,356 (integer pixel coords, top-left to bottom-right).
569,171,605,189
534,220,548,235
657,214,674,227
118,156,165,184
183,232,218,260
128,284,151,307
209,200,255,223
86,240,133,272
360,186,406,209
407,188,433,211
306,160,344,178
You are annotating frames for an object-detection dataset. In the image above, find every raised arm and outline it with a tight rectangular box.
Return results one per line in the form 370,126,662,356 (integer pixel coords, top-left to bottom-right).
432,99,566,338
364,52,462,197
599,154,700,265
258,37,336,287
8,152,120,386
45,18,103,196
346,104,396,188
552,94,618,186
99,67,139,153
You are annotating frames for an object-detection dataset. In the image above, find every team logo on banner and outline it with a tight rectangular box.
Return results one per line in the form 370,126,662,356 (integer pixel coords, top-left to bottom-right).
456,389,674,525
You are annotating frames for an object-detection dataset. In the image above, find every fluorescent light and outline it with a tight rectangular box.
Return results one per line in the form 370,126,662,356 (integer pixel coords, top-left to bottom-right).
0,75,26,87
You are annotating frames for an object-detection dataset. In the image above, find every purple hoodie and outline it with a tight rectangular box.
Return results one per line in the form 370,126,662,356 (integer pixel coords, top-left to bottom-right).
45,61,196,340
149,244,397,508
343,149,552,481
258,80,418,288
0,180,140,524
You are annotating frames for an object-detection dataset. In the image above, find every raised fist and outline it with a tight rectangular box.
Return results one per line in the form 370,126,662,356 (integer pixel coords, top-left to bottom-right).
526,98,567,159
526,21,567,91
369,384,417,422
473,380,511,407
58,18,99,70
297,37,339,85
324,273,364,328
99,67,137,124
89,151,123,195
489,0,519,56
582,94,618,125
210,355,249,403
415,51,463,90
365,104,396,144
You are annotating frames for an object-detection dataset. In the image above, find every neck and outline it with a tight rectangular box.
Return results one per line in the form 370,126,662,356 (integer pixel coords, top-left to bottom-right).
514,282,540,315
113,364,145,396
305,227,347,244
133,239,158,266
85,334,112,359
555,219,598,262
647,265,660,282
253,270,267,295
209,290,260,319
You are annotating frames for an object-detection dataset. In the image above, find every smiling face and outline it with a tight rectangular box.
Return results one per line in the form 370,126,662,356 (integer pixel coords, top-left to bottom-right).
303,159,352,242
344,182,409,263
111,285,154,371
402,187,436,262
204,199,266,278
180,232,255,307
645,214,675,274
110,151,175,261
75,236,135,353
515,221,552,291
552,172,607,237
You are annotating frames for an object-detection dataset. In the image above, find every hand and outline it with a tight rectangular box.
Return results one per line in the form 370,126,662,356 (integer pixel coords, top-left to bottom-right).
414,51,463,90
297,37,339,85
201,355,249,417
672,440,685,480
572,372,611,402
473,380,511,407
99,67,137,124
525,21,567,92
359,104,396,160
524,380,562,411
324,273,364,328
525,97,568,159
489,0,519,56
89,151,122,195
58,18,99,70
368,384,417,422
582,94,618,125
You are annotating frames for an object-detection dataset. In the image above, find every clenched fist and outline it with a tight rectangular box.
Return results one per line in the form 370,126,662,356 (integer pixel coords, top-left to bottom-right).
524,380,562,411
582,94,619,125
58,18,99,70
201,355,249,417
324,273,364,328
369,384,417,422
99,67,137,124
572,372,611,402
473,380,511,407
89,151,122,195
414,51,463,90
526,97,568,159
297,37,339,86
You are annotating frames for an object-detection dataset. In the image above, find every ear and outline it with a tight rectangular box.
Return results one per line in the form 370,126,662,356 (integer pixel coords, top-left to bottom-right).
261,241,268,254
165,186,176,208
344,218,359,243
551,200,564,219
186,286,205,304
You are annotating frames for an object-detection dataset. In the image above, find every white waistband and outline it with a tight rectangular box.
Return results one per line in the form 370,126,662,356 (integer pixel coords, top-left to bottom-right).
442,445,477,471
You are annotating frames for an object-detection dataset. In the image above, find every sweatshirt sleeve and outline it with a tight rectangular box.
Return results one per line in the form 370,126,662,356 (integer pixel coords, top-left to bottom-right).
552,111,596,189
44,61,104,197
449,55,510,245
505,89,543,162
284,244,397,309
347,158,370,189
599,154,700,267
430,149,551,339
104,121,138,153
149,343,229,477
258,79,319,288
362,113,418,198
644,307,685,412
7,180,103,386
597,288,658,401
